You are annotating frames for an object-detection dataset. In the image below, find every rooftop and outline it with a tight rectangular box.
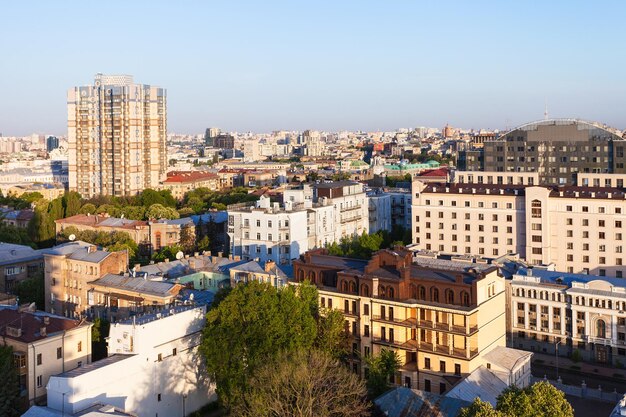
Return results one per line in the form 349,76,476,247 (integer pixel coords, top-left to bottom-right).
0,306,88,343
89,274,180,298
164,171,219,183
57,354,134,378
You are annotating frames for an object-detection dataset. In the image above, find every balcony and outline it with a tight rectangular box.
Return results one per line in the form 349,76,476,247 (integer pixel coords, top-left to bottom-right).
372,337,418,351
419,341,479,359
372,315,417,327
587,336,612,346
341,205,362,213
417,319,478,335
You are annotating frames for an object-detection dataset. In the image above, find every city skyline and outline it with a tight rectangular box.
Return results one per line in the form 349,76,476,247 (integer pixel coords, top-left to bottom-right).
1,1,626,136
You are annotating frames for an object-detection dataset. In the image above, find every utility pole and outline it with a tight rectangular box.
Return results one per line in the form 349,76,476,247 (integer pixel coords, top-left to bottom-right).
556,339,562,381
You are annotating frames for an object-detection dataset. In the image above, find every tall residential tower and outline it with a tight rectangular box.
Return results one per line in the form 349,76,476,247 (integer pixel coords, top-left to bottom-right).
68,74,167,198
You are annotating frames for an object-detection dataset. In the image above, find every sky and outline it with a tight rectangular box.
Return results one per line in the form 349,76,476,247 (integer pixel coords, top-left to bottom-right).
1,1,625,136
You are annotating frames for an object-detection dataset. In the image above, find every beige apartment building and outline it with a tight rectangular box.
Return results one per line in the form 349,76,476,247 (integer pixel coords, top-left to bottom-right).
413,172,626,277
68,74,167,198
294,248,507,393
44,242,128,318
0,305,92,408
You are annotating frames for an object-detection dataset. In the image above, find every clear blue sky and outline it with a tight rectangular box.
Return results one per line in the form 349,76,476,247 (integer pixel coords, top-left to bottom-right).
1,1,625,136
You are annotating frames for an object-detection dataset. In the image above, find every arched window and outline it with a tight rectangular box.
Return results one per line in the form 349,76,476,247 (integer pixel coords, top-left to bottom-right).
431,288,439,303
445,290,454,304
298,270,304,281
410,284,418,299
379,285,386,298
531,199,542,218
361,284,370,297
597,320,606,338
349,281,357,294
419,286,426,301
307,271,316,283
341,281,348,292
461,291,470,306
388,287,395,299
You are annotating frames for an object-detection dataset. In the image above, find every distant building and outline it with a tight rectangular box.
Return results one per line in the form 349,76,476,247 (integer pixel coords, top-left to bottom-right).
42,305,215,417
45,136,60,153
368,192,391,233
162,171,221,199
56,213,195,256
7,183,66,201
204,127,220,146
68,74,167,198
0,305,92,408
458,119,626,185
214,133,235,149
229,259,289,288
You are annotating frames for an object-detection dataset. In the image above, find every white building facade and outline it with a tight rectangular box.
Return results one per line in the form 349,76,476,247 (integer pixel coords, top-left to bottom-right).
44,305,215,417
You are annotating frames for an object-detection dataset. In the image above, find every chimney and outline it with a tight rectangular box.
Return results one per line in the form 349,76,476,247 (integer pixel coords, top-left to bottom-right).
43,316,50,325
40,326,47,337
264,260,275,272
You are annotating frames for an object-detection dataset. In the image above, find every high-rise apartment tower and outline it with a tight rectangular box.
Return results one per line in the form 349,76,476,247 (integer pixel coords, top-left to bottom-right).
68,74,167,198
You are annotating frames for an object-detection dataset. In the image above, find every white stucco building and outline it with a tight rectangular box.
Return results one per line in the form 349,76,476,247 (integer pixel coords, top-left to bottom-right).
38,305,215,417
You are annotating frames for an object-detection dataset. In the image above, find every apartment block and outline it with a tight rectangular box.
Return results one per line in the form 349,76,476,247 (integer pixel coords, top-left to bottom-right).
68,74,167,198
412,174,626,276
227,181,368,264
162,171,221,199
44,242,128,318
509,268,626,366
0,243,44,293
293,248,507,393
0,305,92,408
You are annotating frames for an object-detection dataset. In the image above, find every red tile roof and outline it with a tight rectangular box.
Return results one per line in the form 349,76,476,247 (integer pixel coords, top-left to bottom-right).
0,308,87,343
164,171,220,183
418,168,449,177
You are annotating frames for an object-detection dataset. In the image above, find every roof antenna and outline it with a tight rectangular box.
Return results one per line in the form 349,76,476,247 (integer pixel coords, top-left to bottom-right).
544,99,549,120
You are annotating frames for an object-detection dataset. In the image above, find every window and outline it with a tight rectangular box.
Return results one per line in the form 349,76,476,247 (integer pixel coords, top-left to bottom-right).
440,360,446,373
173,348,177,356
425,358,431,369
157,394,162,402
531,200,542,218
455,364,461,376
158,353,163,362
57,347,62,359
37,353,42,366
364,304,369,316
37,375,43,388
256,220,261,227
364,325,370,337
425,379,431,392
440,383,447,394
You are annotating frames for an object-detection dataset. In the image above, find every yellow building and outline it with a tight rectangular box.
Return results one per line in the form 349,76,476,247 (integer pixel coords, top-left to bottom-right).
293,248,506,393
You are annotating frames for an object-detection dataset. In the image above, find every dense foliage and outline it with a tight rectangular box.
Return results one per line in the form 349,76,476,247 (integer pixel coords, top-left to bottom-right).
0,345,20,417
326,227,411,259
365,349,401,398
232,350,370,417
91,318,111,362
58,227,139,263
458,382,574,417
200,281,350,410
15,272,45,309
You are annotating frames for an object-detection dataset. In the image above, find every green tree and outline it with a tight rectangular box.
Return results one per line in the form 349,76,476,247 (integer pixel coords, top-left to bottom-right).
365,349,401,397
62,191,82,217
0,345,20,417
27,207,54,247
197,235,210,252
496,382,573,417
15,272,44,308
0,223,34,247
232,350,370,417
179,226,196,252
458,398,505,417
78,203,97,215
200,281,317,408
458,382,574,417
315,308,349,359
145,203,179,220
91,318,110,362
152,245,184,262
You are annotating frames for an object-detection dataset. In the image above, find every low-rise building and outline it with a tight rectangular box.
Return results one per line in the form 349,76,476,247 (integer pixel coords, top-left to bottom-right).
293,247,507,393
229,259,289,288
44,242,128,318
162,171,221,199
0,242,44,293
0,305,92,408
43,305,215,417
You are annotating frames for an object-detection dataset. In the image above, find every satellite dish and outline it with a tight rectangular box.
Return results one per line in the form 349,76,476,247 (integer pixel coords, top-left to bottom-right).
68,234,76,241
175,251,184,260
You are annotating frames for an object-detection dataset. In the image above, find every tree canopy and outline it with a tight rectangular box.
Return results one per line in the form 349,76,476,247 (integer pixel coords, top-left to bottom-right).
200,281,348,409
365,349,401,398
0,345,20,417
458,382,574,417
